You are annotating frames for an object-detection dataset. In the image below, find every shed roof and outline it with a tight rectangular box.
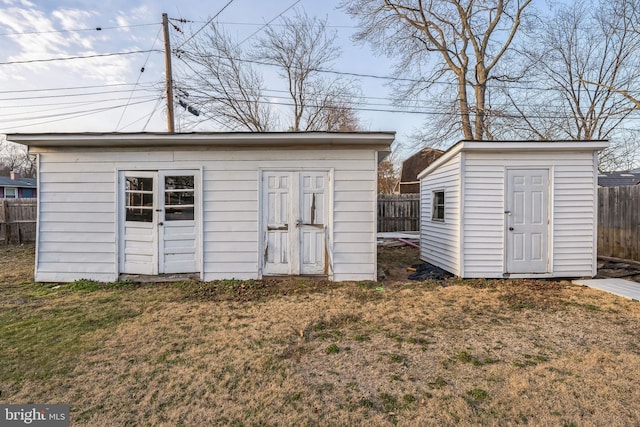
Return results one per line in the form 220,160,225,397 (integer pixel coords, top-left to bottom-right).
7,131,395,150
417,140,609,179
0,176,36,188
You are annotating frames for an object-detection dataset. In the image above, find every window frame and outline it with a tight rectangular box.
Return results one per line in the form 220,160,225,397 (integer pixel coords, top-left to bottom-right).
431,189,445,222
4,187,17,199
163,175,195,221
124,176,154,223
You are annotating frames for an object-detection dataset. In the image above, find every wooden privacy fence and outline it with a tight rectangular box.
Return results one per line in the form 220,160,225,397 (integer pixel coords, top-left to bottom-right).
0,198,37,244
598,186,640,262
378,193,420,232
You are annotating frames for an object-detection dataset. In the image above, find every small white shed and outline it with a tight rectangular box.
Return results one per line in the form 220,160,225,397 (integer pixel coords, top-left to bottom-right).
8,132,394,283
418,140,608,279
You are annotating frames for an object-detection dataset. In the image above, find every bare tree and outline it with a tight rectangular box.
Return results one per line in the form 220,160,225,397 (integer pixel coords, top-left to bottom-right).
342,0,532,141
302,80,361,131
581,0,640,110
494,0,640,170
0,136,36,178
377,159,399,194
175,26,275,132
598,132,640,172
505,0,640,141
176,11,360,132
257,12,348,131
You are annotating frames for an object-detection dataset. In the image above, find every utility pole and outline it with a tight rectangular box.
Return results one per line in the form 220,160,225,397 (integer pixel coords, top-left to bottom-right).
162,13,175,133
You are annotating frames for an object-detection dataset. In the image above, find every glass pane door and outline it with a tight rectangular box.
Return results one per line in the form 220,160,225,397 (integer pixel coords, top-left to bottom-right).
125,176,154,222
164,175,195,221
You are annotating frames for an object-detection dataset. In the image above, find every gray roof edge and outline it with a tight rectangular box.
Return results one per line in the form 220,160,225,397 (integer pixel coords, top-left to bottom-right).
417,139,609,179
0,177,36,188
7,131,396,148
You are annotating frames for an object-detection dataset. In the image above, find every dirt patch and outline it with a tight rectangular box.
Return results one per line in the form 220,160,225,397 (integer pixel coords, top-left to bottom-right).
597,259,640,283
179,277,346,302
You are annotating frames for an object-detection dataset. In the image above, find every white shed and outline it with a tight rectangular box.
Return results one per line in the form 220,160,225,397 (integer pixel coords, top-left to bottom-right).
418,140,608,279
8,132,394,283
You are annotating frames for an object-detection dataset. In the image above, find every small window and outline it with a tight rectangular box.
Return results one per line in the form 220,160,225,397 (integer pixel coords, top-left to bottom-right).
164,175,195,221
4,187,17,199
432,190,445,222
125,177,154,222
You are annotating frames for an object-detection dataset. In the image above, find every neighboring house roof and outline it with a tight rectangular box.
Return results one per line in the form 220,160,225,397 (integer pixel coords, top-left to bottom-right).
598,172,640,187
398,147,444,193
0,176,36,188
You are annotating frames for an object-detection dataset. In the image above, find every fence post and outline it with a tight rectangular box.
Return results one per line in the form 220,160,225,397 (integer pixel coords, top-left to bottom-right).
2,199,7,244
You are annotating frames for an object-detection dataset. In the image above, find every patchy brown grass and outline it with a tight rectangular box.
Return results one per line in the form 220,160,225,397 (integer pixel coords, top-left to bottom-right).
1,244,640,426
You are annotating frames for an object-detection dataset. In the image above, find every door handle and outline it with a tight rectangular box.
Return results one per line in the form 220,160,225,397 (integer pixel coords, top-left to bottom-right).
159,222,164,226
509,227,514,231
296,219,302,227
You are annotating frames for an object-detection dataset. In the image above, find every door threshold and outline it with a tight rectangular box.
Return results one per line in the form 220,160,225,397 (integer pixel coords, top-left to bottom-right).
263,275,329,280
119,273,200,283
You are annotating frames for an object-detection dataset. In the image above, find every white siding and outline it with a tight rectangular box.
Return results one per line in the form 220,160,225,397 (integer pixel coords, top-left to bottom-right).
462,151,597,278
419,153,461,276
35,148,378,282
37,159,116,282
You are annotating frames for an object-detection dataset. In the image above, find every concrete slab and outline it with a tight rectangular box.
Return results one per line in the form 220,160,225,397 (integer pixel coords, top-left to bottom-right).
573,278,640,300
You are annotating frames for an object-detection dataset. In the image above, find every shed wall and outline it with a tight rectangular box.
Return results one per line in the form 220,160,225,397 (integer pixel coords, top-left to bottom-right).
419,153,461,276
35,148,377,282
462,150,597,278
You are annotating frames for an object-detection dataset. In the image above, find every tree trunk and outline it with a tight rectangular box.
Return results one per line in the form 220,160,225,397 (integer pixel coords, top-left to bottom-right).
474,63,488,140
458,73,473,140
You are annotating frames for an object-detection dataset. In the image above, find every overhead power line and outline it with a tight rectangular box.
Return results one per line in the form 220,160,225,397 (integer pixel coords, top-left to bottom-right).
193,20,355,29
175,0,237,50
0,98,161,132
171,85,640,121
118,97,165,131
0,94,159,118
0,98,160,124
178,51,605,92
0,22,159,37
116,27,163,131
0,82,158,95
236,0,303,46
0,50,161,66
0,88,160,102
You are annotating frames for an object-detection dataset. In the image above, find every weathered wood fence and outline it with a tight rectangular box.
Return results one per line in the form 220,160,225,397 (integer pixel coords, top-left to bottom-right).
598,186,640,262
378,193,420,232
0,199,37,244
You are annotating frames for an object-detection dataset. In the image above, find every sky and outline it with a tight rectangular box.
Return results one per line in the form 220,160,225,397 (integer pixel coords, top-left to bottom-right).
0,0,428,159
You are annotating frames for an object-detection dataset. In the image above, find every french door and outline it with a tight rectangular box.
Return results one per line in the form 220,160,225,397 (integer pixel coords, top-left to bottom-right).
119,170,199,275
262,171,329,276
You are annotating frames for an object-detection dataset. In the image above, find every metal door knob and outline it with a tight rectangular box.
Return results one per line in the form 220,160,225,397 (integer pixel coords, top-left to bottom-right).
509,227,514,231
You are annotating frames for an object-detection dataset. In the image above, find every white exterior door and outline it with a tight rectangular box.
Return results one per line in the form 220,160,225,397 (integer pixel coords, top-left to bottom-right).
158,171,199,274
299,172,328,275
505,169,549,274
262,171,329,276
120,170,199,275
121,172,157,275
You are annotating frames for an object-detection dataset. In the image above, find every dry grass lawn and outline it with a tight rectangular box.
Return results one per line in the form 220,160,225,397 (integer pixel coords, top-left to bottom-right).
1,244,640,426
